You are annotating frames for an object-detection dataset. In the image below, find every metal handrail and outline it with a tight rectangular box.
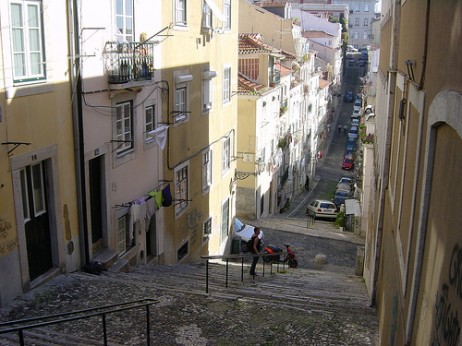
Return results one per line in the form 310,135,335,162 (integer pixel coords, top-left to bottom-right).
201,251,288,294
0,298,158,346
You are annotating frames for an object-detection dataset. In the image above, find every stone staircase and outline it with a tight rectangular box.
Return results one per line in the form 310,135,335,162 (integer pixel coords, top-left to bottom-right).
0,259,378,345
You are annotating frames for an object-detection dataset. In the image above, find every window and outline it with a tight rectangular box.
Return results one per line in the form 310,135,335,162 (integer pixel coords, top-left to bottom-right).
364,18,368,26
202,70,216,112
145,104,156,143
223,0,231,30
177,241,188,261
10,0,45,82
174,85,188,123
202,149,212,192
364,4,369,12
223,66,231,103
117,213,132,254
222,137,230,174
203,217,212,240
175,0,187,25
202,1,212,30
175,164,189,215
353,32,359,39
221,199,229,241
355,18,360,26
115,101,134,154
116,0,133,42
239,58,259,81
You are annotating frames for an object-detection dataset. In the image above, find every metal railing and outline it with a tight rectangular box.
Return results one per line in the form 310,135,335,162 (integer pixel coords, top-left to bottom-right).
201,252,288,294
0,298,157,346
105,41,155,84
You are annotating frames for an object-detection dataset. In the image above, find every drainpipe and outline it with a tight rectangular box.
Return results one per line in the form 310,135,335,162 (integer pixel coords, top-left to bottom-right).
68,0,90,266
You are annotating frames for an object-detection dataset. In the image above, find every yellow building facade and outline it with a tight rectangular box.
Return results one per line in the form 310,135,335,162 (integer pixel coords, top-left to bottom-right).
160,0,239,262
0,1,80,306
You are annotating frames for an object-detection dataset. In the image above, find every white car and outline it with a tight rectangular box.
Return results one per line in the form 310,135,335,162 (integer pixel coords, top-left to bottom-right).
233,218,263,252
306,200,338,220
351,118,360,127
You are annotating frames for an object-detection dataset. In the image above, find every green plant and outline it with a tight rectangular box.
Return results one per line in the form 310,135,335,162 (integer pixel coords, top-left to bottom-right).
335,211,346,228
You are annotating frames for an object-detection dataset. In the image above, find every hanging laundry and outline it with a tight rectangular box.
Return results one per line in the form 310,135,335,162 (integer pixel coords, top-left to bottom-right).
162,184,173,207
149,190,163,209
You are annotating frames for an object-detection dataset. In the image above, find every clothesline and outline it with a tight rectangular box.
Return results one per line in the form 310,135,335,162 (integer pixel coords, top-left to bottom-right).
114,180,172,209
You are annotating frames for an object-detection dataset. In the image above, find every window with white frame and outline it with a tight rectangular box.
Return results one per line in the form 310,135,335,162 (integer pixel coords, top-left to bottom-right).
202,71,216,112
115,101,134,154
222,137,230,174
116,0,133,42
363,32,369,40
364,4,369,12
353,32,359,39
223,0,231,30
10,0,45,83
174,84,188,123
203,217,212,240
175,163,189,215
145,104,156,143
364,18,368,26
175,0,187,25
202,149,212,192
223,66,231,103
221,198,229,242
202,1,212,30
355,18,359,26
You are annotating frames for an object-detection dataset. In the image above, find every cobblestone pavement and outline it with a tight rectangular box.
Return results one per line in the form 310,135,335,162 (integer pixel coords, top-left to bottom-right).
0,206,379,345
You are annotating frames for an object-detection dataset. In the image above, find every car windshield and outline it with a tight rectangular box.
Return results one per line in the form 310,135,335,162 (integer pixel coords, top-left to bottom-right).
335,191,349,197
320,203,334,209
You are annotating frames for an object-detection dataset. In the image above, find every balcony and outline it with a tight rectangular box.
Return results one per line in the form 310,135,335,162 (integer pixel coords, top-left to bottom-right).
105,41,155,88
270,70,281,87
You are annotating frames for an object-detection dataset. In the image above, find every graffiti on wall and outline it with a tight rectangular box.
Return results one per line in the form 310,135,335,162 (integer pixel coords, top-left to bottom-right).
186,208,202,246
0,218,17,256
433,244,462,345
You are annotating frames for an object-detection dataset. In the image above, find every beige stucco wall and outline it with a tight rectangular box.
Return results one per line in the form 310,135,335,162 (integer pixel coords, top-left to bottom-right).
372,0,462,344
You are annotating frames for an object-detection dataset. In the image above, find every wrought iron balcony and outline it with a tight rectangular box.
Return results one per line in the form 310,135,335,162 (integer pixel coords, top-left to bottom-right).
105,41,155,86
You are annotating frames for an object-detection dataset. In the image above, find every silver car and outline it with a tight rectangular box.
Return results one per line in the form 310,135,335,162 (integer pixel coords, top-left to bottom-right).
306,200,338,220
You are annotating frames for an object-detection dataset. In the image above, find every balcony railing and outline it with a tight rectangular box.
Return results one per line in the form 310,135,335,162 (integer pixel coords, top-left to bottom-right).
105,41,155,85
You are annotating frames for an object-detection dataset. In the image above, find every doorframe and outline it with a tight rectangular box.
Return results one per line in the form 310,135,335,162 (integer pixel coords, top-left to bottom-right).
10,144,63,290
85,146,110,258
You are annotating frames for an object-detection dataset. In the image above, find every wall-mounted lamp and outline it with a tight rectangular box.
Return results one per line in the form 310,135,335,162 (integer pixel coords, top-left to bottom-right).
405,60,416,84
398,78,409,121
398,98,407,121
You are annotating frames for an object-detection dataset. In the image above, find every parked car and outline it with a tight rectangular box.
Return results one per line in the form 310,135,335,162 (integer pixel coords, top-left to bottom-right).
333,189,351,209
347,45,358,52
337,176,353,188
233,217,264,252
348,126,359,139
344,91,354,103
306,200,338,220
342,156,354,170
351,118,360,127
346,138,356,152
351,110,361,119
336,182,352,194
